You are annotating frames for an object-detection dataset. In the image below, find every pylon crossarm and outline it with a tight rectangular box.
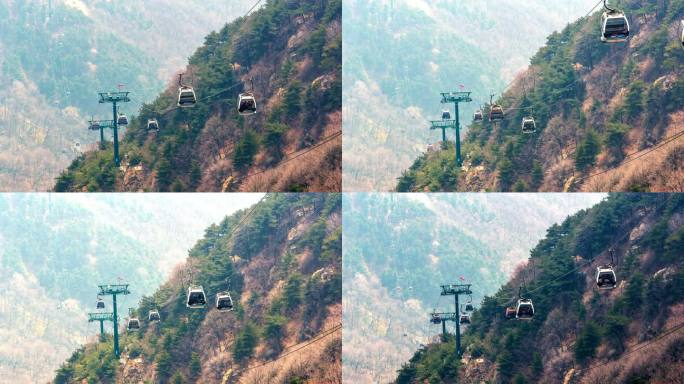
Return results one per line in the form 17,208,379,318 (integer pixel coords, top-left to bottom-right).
98,92,131,104
98,284,131,296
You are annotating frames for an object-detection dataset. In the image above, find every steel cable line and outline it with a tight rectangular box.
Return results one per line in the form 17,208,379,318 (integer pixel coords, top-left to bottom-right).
488,197,670,308
160,194,267,307
574,129,684,183
232,130,342,185
232,324,342,375
576,320,684,374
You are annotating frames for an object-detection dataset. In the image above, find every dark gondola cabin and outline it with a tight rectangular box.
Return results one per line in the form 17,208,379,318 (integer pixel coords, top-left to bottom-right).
516,298,534,320
149,310,161,322
147,119,160,131
96,299,105,309
216,293,234,312
177,86,197,107
117,114,129,126
430,314,441,324
596,266,617,289
460,314,471,325
465,303,474,312
490,105,504,122
522,117,536,133
442,110,451,120
505,307,517,320
186,286,207,308
127,318,140,331
473,110,483,121
238,93,257,115
601,11,630,43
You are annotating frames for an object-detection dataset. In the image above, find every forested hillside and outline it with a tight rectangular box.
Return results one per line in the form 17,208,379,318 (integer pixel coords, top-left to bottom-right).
397,0,684,192
342,0,600,191
54,193,342,383
0,0,252,191
395,193,684,383
342,193,602,382
0,194,251,383
54,0,342,193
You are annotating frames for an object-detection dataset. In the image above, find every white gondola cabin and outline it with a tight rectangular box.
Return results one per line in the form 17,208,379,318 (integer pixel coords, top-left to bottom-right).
186,286,207,308
238,93,257,115
147,119,160,131
178,86,197,107
522,117,536,133
596,266,617,289
601,11,630,43
117,114,129,126
516,298,534,320
148,310,161,322
216,293,234,312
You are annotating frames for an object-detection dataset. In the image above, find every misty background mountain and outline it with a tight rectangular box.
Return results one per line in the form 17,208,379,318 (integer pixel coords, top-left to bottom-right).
342,0,602,191
0,0,258,191
342,193,604,382
0,193,263,383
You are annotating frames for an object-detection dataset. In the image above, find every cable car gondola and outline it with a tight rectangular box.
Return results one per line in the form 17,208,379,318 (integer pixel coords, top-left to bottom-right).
237,93,257,115
148,310,161,322
96,298,105,310
430,314,441,324
601,1,630,44
442,110,451,120
473,110,483,122
465,303,474,312
516,298,534,320
522,117,536,134
460,314,471,325
147,118,160,131
596,266,617,289
117,114,129,126
186,286,207,308
490,105,504,122
216,293,234,312
505,307,517,320
178,86,197,108
127,318,140,331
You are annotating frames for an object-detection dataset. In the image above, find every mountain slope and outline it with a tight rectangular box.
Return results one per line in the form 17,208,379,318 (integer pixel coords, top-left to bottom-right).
342,193,603,382
54,0,342,192
0,0,254,191
54,193,342,384
342,0,602,191
394,193,684,383
397,0,684,192
0,194,260,383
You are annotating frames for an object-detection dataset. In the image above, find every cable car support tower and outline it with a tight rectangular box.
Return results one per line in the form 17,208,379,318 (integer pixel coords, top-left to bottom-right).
98,92,131,166
440,91,472,168
440,283,472,358
430,311,458,341
87,312,115,342
88,119,115,150
98,284,130,358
